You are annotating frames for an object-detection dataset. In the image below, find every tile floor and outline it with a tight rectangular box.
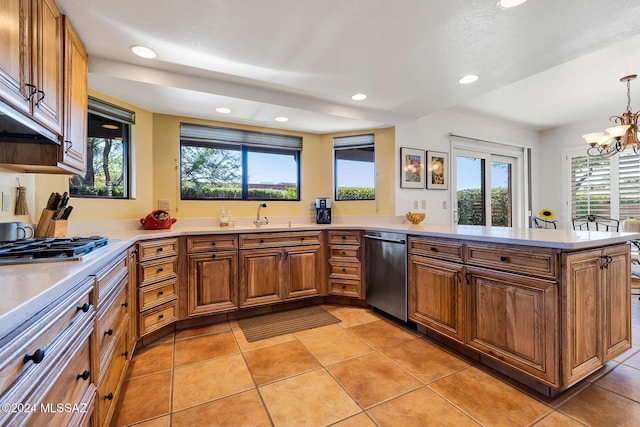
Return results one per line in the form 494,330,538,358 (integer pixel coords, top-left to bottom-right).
112,298,640,427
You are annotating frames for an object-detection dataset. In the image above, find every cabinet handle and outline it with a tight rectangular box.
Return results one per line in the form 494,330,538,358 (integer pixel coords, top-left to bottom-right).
301,237,305,241
34,89,45,107
157,267,164,272
342,285,346,289
158,291,164,296
342,236,346,239
64,140,73,154
211,254,216,259
25,83,37,100
260,239,264,243
24,349,45,365
465,272,471,285
430,247,437,252
600,255,613,270
342,268,346,272
278,252,282,260
284,252,289,260
211,242,216,246
76,302,91,313
104,393,113,401
157,247,164,252
122,351,128,359
104,329,113,336
456,271,461,282
76,370,90,381
342,251,346,255
158,314,164,319
133,248,139,254
121,302,128,308
500,256,508,262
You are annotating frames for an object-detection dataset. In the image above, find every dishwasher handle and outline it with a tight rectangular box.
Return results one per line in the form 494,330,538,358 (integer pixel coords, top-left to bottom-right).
363,234,406,245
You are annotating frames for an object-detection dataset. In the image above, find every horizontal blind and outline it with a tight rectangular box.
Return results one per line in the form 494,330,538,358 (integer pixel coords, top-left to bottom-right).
180,123,302,151
619,150,640,219
570,155,611,218
88,96,135,124
333,134,374,149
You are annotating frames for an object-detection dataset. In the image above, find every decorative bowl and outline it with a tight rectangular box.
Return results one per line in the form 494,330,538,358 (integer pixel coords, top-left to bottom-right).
405,212,425,224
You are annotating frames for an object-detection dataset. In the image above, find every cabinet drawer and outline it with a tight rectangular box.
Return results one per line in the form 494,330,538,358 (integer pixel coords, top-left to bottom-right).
96,281,129,367
329,245,361,262
0,279,93,396
139,302,177,336
329,262,361,280
96,328,129,426
138,238,178,262
328,230,361,245
27,333,93,427
187,235,238,252
408,237,463,263
328,279,362,298
139,278,178,312
239,231,321,249
139,256,178,286
94,252,127,304
465,244,558,279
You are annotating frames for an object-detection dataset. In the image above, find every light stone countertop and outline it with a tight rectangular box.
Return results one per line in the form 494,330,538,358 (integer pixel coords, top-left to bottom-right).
2,218,639,340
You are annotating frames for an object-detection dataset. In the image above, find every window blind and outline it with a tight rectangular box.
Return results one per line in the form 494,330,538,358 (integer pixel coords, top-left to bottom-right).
333,134,375,150
88,96,135,124
570,155,611,218
619,150,640,218
180,123,302,151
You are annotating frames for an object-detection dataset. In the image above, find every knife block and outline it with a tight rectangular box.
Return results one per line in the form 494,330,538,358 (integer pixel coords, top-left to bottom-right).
35,209,68,238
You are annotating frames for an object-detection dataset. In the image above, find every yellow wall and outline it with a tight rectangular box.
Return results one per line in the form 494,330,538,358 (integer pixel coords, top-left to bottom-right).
30,90,155,222
0,93,395,224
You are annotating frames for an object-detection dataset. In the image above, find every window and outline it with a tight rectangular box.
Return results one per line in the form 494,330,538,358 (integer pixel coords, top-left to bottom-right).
180,124,301,200
334,134,375,201
69,97,134,198
568,149,640,220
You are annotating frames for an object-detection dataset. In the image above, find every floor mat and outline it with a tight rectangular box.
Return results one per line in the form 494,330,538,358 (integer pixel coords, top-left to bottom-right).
237,306,341,342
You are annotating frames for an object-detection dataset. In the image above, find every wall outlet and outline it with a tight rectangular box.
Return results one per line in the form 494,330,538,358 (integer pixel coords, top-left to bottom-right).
442,200,447,209
1,192,9,212
413,200,418,209
421,200,426,209
158,199,171,210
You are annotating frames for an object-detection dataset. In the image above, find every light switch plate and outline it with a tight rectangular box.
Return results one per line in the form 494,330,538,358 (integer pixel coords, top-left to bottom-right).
158,199,171,210
1,192,9,212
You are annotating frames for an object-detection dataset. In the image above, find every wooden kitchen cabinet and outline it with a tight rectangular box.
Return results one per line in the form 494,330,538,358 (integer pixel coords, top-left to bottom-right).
0,277,95,426
408,254,464,343
186,235,239,316
137,238,179,336
561,244,631,387
239,231,325,308
0,0,63,134
465,266,558,386
327,230,364,298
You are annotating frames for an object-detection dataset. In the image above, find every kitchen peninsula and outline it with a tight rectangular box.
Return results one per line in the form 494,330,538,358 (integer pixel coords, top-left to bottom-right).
1,221,638,425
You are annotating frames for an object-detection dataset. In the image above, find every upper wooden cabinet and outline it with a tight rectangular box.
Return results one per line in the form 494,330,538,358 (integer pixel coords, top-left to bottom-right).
0,0,88,174
0,0,63,134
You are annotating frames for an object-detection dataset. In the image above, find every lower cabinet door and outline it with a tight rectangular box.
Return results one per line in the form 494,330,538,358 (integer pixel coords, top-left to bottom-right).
239,248,283,307
188,251,238,316
283,245,323,300
408,255,464,343
465,267,558,386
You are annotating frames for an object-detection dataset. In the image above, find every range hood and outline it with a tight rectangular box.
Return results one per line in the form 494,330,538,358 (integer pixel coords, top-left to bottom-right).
0,101,59,145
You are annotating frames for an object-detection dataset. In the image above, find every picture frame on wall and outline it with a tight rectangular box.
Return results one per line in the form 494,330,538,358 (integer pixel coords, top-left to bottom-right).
400,147,425,189
426,151,448,190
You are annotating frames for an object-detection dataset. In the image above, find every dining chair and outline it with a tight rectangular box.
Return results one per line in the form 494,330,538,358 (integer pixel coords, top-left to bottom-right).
572,214,619,231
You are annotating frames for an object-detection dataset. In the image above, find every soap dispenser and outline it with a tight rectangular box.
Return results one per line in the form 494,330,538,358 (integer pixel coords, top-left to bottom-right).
220,207,229,226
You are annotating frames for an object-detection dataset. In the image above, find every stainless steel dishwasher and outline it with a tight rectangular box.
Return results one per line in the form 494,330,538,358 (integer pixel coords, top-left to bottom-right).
364,230,408,321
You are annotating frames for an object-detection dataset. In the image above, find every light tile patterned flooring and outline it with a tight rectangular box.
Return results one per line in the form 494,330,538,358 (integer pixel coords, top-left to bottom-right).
112,299,640,426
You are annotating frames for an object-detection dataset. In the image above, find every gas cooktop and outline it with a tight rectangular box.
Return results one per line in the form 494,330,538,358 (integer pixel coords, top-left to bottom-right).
0,236,109,265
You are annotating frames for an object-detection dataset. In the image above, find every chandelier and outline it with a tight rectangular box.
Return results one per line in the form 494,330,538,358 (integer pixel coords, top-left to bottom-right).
583,74,640,157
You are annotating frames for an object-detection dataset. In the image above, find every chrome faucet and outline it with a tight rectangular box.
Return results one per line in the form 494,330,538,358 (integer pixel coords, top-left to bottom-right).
254,202,269,227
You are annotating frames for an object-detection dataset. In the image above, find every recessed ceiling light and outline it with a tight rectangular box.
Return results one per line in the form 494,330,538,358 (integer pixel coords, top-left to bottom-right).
275,117,289,122
130,45,157,59
458,74,479,84
216,107,231,114
351,93,367,101
497,0,528,8
101,124,119,130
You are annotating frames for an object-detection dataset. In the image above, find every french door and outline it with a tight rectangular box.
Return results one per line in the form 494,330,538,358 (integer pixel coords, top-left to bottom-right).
451,142,525,227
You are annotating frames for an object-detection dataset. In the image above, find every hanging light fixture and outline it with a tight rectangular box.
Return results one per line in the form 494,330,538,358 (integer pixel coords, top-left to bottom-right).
583,74,640,157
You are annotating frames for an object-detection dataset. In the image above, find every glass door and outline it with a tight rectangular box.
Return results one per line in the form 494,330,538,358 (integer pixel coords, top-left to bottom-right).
452,150,518,227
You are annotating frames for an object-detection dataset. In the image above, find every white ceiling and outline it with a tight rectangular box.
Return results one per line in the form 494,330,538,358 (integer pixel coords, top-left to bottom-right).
56,0,640,134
